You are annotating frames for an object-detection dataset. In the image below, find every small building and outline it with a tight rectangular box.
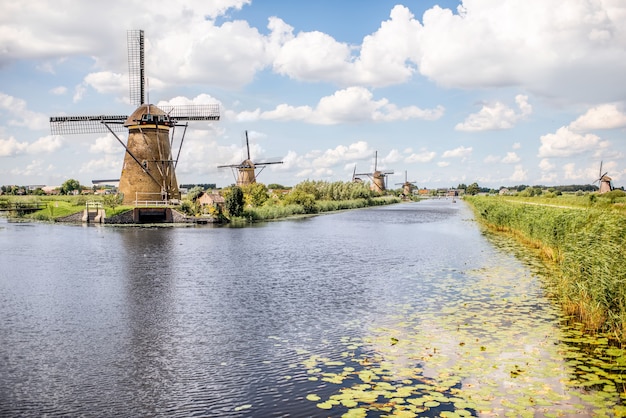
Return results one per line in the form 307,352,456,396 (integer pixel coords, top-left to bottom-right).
197,192,225,209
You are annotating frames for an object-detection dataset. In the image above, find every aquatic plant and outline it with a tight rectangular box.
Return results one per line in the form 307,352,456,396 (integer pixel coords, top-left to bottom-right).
465,196,626,341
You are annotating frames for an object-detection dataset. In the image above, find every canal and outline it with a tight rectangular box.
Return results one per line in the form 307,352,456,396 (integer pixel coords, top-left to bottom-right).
0,200,618,416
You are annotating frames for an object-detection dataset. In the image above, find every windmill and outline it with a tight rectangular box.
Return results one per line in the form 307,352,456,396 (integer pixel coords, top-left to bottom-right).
50,30,220,205
354,151,394,193
594,161,614,194
351,165,363,183
217,131,283,186
395,170,417,199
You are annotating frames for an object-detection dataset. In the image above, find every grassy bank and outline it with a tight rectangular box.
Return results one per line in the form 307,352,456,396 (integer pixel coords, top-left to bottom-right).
0,195,132,221
239,196,401,222
465,195,626,341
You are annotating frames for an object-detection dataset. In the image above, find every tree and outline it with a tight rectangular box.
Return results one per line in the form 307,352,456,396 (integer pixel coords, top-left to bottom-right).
61,179,81,195
466,182,480,195
224,186,244,217
242,183,269,207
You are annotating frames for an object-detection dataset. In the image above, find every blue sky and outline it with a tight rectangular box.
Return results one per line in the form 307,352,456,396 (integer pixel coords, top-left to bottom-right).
1,0,625,189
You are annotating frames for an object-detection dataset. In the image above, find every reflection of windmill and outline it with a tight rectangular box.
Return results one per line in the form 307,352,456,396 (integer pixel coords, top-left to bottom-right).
217,131,283,186
395,170,417,198
50,30,220,204
354,151,394,193
594,161,614,194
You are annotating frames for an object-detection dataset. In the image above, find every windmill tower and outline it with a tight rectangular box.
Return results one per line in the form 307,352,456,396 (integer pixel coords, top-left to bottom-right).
354,151,394,193
217,131,283,186
395,171,417,198
50,30,220,205
595,161,614,194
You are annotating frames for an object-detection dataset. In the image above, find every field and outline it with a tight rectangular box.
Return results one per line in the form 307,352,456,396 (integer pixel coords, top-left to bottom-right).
465,192,626,342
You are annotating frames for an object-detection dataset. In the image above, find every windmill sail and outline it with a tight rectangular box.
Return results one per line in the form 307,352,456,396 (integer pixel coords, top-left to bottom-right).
49,30,220,205
217,131,283,185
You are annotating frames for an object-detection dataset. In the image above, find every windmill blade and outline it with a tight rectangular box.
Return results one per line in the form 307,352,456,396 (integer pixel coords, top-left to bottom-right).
128,29,145,107
599,161,603,180
50,115,128,135
255,161,283,166
160,104,220,121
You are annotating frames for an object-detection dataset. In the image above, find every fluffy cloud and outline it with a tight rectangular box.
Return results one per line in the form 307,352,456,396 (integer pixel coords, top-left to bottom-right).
0,137,28,157
569,103,626,131
238,87,443,125
538,126,604,158
455,95,532,131
0,93,49,130
442,146,472,159
414,1,626,102
405,149,436,163
0,135,63,156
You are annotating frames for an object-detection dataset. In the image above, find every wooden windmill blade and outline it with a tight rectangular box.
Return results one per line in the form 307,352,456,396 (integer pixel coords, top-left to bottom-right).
50,115,129,135
127,29,145,107
160,104,220,121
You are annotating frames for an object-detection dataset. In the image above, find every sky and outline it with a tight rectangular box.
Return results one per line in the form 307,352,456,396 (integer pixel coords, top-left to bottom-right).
1,0,625,190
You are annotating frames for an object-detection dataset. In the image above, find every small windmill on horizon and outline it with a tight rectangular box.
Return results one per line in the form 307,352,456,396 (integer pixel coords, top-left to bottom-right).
594,161,614,194
217,130,283,186
395,170,417,199
50,30,220,204
354,151,394,193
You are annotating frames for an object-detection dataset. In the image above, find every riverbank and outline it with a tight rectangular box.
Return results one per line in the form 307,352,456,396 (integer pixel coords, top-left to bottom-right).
0,194,403,225
465,195,626,342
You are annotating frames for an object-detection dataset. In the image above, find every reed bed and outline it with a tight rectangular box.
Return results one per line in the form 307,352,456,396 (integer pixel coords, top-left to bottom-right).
243,196,401,221
465,196,626,341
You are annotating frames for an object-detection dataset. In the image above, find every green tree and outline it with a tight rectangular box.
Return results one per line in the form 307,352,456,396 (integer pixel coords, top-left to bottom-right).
187,186,205,201
466,182,480,195
61,179,81,195
242,183,269,207
225,186,244,217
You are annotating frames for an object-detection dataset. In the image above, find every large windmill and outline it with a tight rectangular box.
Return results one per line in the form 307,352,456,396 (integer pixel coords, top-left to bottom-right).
594,161,614,194
50,30,220,205
354,151,394,193
217,131,283,186
395,171,417,198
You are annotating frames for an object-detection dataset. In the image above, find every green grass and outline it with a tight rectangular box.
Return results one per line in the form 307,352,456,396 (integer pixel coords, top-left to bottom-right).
465,195,626,341
241,196,401,222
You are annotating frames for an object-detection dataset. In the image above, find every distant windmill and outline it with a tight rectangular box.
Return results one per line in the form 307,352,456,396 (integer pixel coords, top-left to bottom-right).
594,161,614,194
395,170,417,198
217,131,283,186
354,151,394,193
50,30,220,204
351,165,363,183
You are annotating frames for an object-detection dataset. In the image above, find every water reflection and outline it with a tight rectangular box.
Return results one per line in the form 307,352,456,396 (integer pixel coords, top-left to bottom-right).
0,200,618,416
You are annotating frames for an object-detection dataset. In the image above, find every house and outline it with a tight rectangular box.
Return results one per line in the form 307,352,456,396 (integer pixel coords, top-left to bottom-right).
197,192,225,209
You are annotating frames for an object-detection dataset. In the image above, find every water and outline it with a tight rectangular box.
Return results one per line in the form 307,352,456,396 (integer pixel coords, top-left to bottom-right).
0,200,616,416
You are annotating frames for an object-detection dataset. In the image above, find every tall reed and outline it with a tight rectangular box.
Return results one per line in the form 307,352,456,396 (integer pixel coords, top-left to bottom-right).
466,196,626,340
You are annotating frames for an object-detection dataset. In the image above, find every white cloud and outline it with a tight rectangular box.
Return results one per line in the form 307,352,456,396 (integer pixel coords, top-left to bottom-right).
0,92,49,130
0,137,28,157
501,152,521,164
509,164,528,182
455,94,532,132
26,136,64,154
539,158,555,171
512,142,521,150
413,1,626,102
89,135,123,154
437,161,450,167
50,86,67,95
538,126,604,158
0,135,63,156
239,87,443,125
569,103,626,131
442,146,472,159
310,141,372,168
405,149,436,163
